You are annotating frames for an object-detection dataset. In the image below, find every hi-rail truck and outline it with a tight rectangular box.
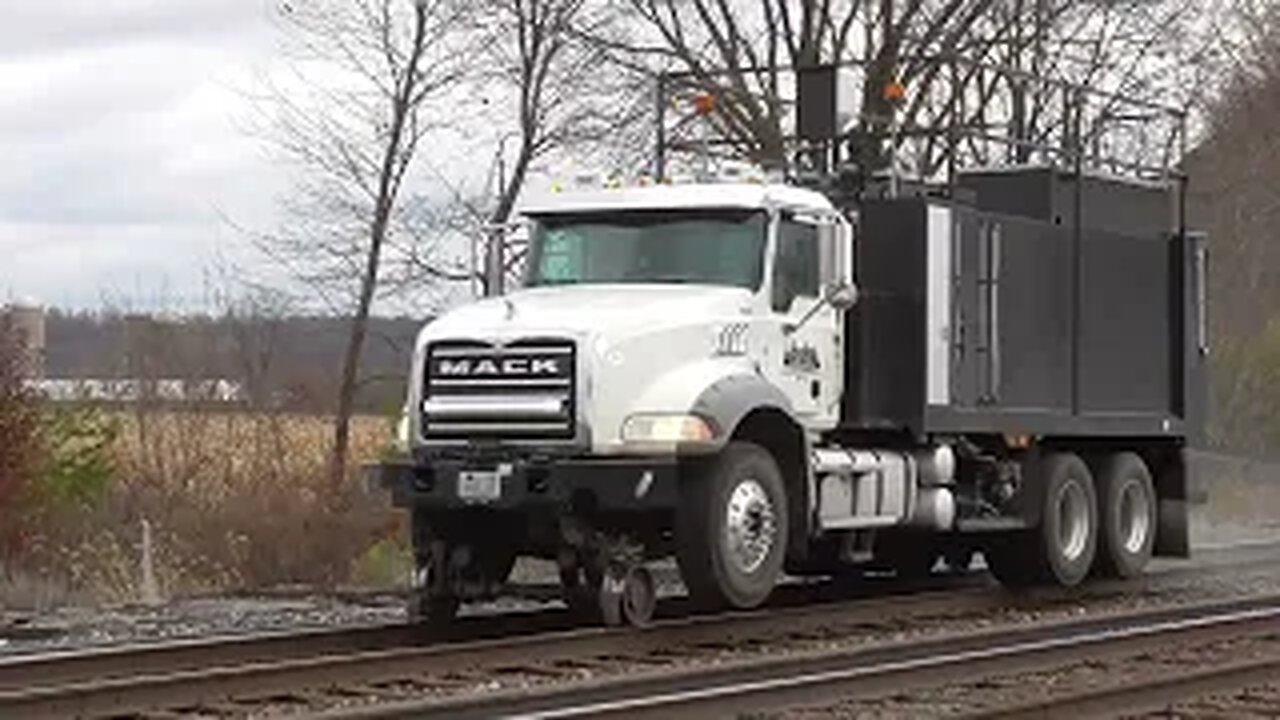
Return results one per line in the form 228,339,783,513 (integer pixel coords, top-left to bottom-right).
375,60,1207,626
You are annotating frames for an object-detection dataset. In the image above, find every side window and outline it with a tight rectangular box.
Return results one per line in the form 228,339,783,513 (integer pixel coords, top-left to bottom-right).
772,219,820,311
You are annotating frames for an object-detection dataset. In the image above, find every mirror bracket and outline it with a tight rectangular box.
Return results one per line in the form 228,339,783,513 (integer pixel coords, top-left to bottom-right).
784,282,859,335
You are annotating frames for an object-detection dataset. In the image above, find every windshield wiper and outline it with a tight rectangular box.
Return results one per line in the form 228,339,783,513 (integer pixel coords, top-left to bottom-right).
639,275,698,284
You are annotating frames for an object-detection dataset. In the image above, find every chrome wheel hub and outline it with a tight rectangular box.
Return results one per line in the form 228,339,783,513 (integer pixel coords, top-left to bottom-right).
725,479,777,574
1119,478,1152,555
1057,478,1092,563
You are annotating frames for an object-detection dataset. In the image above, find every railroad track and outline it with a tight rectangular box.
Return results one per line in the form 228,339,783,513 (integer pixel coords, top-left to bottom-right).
0,573,995,719
357,594,1280,719
2,545,1278,719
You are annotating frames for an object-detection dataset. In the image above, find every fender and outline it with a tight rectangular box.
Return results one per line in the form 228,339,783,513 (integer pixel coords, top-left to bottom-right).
693,373,815,564
691,373,797,449
601,359,794,452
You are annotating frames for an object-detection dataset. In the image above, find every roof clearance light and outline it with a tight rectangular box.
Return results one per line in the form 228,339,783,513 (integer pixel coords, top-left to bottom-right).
693,92,716,116
883,80,907,103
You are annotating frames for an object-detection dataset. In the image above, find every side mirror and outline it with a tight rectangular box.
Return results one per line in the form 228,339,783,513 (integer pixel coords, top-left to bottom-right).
785,281,859,335
818,219,854,287
825,281,859,311
817,223,837,284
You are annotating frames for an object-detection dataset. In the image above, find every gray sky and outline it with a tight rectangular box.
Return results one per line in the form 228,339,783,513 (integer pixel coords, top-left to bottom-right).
1,1,280,311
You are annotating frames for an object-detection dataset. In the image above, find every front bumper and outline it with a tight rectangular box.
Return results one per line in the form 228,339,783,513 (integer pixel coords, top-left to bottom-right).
373,456,681,511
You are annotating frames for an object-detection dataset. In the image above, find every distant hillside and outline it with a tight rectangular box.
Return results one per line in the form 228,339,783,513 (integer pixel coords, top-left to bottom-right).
42,310,427,413
1185,30,1280,453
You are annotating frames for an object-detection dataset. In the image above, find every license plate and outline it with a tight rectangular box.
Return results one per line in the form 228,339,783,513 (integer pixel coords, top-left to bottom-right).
458,470,503,502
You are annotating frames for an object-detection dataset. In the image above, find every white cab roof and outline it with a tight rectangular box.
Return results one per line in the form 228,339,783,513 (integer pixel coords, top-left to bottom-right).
520,183,835,216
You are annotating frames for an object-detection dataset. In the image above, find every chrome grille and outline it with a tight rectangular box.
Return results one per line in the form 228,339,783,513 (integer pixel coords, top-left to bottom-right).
422,339,575,440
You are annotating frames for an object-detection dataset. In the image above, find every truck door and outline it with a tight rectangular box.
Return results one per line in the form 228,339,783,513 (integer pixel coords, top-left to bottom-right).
769,212,844,427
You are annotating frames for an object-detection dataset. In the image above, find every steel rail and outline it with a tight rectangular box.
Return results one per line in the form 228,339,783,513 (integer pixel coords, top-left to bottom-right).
0,568,994,693
0,603,576,693
3,543,1279,719
971,654,1280,719
0,575,999,719
362,595,1280,720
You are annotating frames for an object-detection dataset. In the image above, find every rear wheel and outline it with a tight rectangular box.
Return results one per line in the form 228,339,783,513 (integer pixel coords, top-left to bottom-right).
987,452,1098,590
676,441,788,610
1094,452,1156,579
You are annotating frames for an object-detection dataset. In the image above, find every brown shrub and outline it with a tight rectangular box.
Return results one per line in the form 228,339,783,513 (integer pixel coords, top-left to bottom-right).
16,410,404,605
0,322,42,554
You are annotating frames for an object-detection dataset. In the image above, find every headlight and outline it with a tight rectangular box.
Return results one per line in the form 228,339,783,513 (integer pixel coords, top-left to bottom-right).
621,414,716,444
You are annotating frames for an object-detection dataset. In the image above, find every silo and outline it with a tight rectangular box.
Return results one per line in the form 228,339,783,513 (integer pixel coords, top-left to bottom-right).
4,303,46,379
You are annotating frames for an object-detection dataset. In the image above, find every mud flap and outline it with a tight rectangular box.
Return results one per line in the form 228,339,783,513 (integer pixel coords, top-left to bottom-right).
1154,448,1192,558
1155,498,1190,558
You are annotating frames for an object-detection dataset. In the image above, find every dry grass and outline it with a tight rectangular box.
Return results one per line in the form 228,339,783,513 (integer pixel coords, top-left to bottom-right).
7,410,408,609
1189,451,1280,549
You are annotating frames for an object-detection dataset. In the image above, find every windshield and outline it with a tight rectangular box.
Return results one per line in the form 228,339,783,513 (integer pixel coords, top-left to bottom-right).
526,209,767,289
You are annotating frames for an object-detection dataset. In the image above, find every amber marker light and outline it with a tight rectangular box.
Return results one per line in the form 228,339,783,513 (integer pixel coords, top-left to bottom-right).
693,92,717,116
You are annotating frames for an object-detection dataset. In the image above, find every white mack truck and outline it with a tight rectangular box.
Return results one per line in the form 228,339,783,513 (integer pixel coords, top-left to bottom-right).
376,64,1207,627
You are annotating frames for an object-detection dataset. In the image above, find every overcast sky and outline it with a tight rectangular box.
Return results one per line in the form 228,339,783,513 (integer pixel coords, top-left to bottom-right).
1,1,282,311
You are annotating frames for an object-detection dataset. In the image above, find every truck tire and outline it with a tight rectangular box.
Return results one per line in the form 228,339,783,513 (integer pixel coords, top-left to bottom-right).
676,441,788,610
987,452,1098,589
1094,452,1156,579
408,550,459,628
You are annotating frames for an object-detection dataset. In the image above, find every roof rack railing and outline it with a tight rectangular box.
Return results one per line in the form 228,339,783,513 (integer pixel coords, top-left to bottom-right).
653,54,1188,191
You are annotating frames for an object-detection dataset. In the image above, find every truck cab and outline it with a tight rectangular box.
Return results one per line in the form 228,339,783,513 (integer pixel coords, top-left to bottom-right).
384,182,867,623
413,183,851,449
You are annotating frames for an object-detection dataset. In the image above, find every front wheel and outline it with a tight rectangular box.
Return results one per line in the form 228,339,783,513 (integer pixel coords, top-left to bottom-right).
676,441,789,610
408,546,459,628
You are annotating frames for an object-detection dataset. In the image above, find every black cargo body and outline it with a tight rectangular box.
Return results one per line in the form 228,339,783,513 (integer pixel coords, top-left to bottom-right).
956,166,1176,239
845,169,1208,442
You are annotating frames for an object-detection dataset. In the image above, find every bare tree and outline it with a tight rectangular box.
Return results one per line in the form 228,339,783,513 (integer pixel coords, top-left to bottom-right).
394,0,649,295
254,0,469,492
596,0,1003,167
483,0,652,285
600,0,1214,176
1188,1,1280,451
